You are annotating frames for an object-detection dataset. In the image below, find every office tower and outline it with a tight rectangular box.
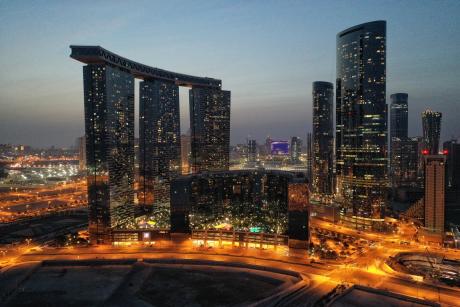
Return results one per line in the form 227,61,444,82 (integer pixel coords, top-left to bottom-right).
444,139,460,190
265,136,272,156
336,21,388,220
83,64,135,244
389,94,409,190
181,133,191,175
390,137,420,188
307,133,312,184
424,155,446,233
390,93,408,140
247,139,257,163
190,88,231,173
290,137,302,163
312,81,334,198
76,136,86,172
139,80,181,207
422,109,442,155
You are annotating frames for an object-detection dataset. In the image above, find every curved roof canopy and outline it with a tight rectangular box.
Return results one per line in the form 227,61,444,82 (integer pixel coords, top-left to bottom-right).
70,45,222,88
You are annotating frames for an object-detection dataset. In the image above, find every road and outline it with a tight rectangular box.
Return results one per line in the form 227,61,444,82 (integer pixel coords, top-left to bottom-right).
0,180,87,222
3,239,458,306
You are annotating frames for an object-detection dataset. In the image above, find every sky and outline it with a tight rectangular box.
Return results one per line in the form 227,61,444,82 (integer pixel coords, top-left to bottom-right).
0,0,459,148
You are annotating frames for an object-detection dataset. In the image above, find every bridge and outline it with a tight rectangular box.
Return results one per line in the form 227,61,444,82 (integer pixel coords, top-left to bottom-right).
70,45,221,88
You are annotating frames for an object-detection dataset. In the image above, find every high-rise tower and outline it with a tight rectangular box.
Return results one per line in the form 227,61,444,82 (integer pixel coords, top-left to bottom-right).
312,81,334,199
190,88,231,173
83,64,135,244
290,136,302,163
422,109,442,155
247,139,257,164
390,93,408,140
139,80,181,207
443,139,460,191
71,45,228,244
424,155,446,233
336,21,388,221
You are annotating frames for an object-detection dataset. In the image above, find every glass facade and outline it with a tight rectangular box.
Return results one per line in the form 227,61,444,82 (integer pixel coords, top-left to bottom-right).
312,81,334,199
422,109,442,155
247,139,257,163
390,93,408,140
290,136,302,163
139,80,181,208
83,64,135,244
336,21,388,219
189,88,231,173
390,137,420,188
170,170,309,241
443,140,460,191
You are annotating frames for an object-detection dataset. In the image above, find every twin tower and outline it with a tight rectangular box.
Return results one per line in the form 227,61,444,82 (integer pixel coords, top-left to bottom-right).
70,46,231,244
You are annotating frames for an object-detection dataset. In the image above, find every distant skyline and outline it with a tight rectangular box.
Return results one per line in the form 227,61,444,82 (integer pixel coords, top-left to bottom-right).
1,1,460,147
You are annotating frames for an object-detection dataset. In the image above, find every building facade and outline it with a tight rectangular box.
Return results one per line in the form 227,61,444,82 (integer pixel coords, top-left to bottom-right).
190,88,231,173
335,20,388,220
422,109,442,155
424,155,446,233
247,139,257,163
390,137,420,188
83,64,135,244
312,81,334,199
290,136,302,163
390,93,408,140
170,170,310,244
139,80,181,207
444,139,460,191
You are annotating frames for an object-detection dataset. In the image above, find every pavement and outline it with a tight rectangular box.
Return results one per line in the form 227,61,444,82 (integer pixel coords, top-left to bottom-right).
1,241,458,306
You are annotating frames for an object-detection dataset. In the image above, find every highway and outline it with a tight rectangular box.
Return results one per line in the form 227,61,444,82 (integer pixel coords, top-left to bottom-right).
0,179,86,222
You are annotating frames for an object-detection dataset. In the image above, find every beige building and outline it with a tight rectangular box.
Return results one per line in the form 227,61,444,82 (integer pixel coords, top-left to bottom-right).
424,155,446,233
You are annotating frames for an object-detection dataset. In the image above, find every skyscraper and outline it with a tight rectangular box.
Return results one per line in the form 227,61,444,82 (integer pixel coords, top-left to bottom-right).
390,93,408,140
139,80,181,207
422,109,442,155
389,93,410,189
424,155,446,233
312,81,334,198
265,136,272,156
336,21,388,221
247,139,257,163
71,45,227,244
83,64,135,244
306,132,312,185
443,139,460,191
290,136,302,163
190,88,231,173
390,137,420,188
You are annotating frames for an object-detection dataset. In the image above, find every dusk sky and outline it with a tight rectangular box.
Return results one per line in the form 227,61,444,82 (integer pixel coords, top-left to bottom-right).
1,0,459,147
